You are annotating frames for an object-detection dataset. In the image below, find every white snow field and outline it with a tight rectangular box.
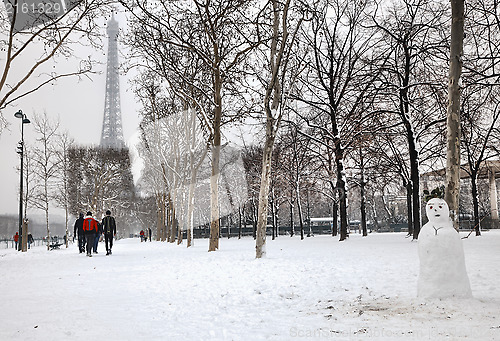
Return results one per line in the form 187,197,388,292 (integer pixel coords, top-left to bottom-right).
1,231,499,340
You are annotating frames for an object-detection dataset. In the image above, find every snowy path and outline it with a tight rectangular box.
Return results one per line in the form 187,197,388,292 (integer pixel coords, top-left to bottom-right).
0,232,499,340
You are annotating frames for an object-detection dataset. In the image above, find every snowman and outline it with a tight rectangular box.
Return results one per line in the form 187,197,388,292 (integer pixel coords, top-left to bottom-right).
417,198,472,298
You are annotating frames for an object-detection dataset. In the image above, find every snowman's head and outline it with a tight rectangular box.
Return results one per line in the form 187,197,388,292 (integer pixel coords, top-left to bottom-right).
425,198,450,224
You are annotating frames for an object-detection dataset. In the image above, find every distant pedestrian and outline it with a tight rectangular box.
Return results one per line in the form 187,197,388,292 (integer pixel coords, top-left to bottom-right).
74,213,85,253
148,227,152,242
140,230,145,242
83,212,99,257
13,232,19,249
28,233,34,249
102,210,117,255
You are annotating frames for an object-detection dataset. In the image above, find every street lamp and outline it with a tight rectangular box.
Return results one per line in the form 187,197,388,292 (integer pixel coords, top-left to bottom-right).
14,110,30,251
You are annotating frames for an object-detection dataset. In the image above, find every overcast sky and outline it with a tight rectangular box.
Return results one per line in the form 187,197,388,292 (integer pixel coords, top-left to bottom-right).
0,12,142,216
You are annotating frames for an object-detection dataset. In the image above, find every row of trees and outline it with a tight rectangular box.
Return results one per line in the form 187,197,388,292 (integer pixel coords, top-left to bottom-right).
17,112,136,248
120,0,499,257
2,1,498,255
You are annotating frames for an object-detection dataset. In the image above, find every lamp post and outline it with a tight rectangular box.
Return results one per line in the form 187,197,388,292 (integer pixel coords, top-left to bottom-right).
14,110,30,251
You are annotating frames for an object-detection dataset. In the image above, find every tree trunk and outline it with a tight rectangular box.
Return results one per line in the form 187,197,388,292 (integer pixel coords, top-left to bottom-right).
157,195,161,241
255,0,291,257
289,200,295,237
274,200,279,238
337,175,348,241
166,194,172,242
208,63,222,251
333,135,348,241
238,205,243,239
252,199,257,239
46,199,50,251
169,190,177,243
270,191,276,240
406,182,413,236
470,173,481,236
360,182,367,237
177,218,183,245
187,181,196,247
306,190,312,237
410,151,421,239
255,131,274,258
445,0,464,231
360,151,367,237
332,201,338,237
400,98,421,239
297,183,304,241
65,207,69,248
162,193,167,241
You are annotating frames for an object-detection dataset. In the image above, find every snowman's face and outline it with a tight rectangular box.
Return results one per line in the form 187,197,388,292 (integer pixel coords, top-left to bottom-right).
425,198,450,224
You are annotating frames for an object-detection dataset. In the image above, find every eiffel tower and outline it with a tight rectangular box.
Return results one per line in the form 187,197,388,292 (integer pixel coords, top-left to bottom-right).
100,14,125,149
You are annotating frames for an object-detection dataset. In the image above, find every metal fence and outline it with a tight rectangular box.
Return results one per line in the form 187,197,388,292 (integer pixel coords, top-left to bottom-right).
0,238,58,249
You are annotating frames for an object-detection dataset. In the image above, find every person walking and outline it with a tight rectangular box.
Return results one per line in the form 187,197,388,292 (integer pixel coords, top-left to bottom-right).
74,213,85,253
93,221,102,254
83,212,98,257
148,227,152,242
140,230,145,242
13,232,19,250
102,210,117,255
28,233,34,249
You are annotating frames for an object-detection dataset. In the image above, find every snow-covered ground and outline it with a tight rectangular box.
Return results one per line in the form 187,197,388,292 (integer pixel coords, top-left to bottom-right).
1,231,499,340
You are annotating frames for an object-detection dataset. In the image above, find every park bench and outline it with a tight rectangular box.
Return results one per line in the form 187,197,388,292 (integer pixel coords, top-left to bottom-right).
49,242,63,250
48,237,63,250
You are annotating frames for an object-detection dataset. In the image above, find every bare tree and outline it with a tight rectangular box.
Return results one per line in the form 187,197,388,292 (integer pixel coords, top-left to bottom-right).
372,0,449,239
445,0,465,229
460,86,500,235
299,0,384,241
31,112,60,250
54,131,74,247
458,0,500,235
0,1,112,132
122,0,259,251
255,0,304,258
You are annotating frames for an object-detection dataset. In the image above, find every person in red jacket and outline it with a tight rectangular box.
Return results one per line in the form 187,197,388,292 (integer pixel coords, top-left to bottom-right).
83,211,99,257
13,232,19,250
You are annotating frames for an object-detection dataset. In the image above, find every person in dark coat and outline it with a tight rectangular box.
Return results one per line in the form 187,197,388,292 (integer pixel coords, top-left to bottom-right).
102,210,117,255
83,212,99,257
28,233,34,249
74,213,85,253
93,221,102,254
148,227,152,242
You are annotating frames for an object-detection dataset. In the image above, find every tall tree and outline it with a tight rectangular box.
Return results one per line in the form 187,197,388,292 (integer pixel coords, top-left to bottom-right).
459,0,500,235
31,112,60,250
255,0,304,258
460,86,500,235
54,132,74,247
372,0,449,239
445,0,465,230
300,0,383,241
